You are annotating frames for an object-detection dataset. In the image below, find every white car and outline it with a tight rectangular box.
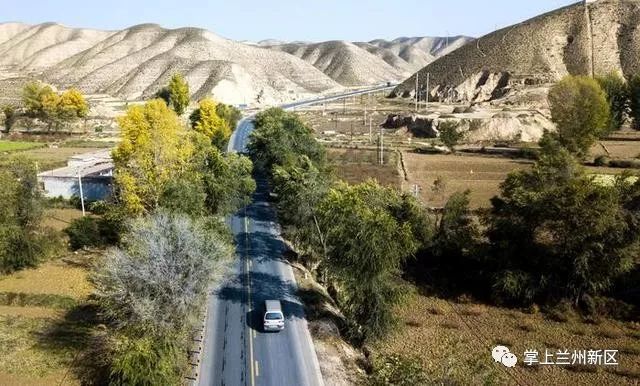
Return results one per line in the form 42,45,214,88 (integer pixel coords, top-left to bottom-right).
263,300,285,332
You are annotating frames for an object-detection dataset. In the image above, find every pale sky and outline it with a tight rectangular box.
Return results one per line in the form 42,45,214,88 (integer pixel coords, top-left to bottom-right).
1,0,578,42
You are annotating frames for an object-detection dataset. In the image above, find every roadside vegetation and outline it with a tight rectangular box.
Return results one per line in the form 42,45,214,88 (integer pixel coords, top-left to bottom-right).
0,73,253,385
250,76,640,383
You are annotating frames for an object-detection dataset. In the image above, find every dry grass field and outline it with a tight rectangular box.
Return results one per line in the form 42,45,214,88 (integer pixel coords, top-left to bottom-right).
402,152,533,208
327,147,401,188
0,250,99,386
372,292,640,385
592,141,640,160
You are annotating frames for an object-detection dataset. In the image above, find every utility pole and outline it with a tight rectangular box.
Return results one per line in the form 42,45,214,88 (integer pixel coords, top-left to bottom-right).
426,72,430,110
77,168,85,217
364,104,367,125
369,116,373,143
380,126,384,165
415,73,419,112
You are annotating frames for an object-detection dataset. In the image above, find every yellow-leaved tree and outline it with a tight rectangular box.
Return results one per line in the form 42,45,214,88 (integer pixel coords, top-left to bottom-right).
112,99,193,215
58,89,89,120
190,98,232,150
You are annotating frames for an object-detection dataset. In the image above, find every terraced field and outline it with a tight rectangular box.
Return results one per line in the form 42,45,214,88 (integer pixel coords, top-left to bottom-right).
0,247,99,386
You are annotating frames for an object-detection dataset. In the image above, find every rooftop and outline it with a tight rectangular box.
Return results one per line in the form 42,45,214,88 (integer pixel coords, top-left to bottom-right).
38,162,114,179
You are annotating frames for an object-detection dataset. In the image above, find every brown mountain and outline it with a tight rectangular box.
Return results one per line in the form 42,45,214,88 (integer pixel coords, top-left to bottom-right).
394,0,640,103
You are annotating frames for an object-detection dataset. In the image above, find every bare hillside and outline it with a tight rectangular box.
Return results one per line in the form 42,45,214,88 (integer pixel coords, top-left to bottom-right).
365,36,473,69
0,23,343,105
0,23,112,69
265,36,473,86
394,0,640,103
264,40,407,86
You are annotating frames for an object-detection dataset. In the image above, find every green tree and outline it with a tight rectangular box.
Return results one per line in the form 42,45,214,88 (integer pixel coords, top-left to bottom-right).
215,103,242,129
317,180,419,340
548,75,610,156
488,140,640,305
167,73,190,115
112,99,193,215
272,155,333,265
2,104,17,132
22,82,54,118
190,98,231,150
439,121,464,152
596,72,628,132
249,108,326,172
0,158,50,273
22,83,89,130
628,74,640,130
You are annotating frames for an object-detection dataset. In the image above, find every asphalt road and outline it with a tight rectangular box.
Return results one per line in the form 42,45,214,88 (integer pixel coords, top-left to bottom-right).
198,85,395,386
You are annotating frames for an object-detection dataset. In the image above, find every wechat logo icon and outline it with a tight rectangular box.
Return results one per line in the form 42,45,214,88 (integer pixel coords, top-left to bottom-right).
492,346,518,368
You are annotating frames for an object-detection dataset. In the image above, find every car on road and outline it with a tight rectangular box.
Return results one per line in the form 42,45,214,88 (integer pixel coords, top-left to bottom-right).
263,300,285,332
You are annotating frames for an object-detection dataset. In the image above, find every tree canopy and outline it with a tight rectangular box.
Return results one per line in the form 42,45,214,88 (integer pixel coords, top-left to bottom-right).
190,98,232,150
488,140,640,305
596,72,629,132
21,82,88,130
112,99,193,215
547,75,610,156
167,73,190,115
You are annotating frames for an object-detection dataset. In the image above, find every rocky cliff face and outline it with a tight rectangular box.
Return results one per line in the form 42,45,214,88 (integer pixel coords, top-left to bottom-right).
394,0,640,104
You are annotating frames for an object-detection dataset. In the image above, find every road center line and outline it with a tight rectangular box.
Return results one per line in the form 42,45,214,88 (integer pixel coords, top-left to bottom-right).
245,215,255,386
255,360,260,377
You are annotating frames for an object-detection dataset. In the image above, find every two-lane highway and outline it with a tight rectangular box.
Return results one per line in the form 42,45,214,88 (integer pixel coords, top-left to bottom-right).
198,85,395,386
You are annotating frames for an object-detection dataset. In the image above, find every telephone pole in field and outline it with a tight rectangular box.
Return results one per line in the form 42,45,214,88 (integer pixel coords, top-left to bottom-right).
415,73,419,112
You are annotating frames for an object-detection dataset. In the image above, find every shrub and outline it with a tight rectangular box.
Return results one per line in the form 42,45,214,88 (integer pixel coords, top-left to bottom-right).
594,155,610,167
369,354,429,386
109,333,184,386
92,212,232,334
88,200,109,215
65,217,103,250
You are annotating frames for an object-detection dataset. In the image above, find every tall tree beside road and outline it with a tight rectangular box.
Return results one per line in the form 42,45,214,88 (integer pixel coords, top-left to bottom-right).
547,75,610,157
317,181,419,340
272,154,333,265
112,99,193,216
215,103,242,129
93,211,233,385
190,98,232,150
249,108,326,171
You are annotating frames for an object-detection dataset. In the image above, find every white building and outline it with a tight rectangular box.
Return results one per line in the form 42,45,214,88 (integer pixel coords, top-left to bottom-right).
38,150,114,201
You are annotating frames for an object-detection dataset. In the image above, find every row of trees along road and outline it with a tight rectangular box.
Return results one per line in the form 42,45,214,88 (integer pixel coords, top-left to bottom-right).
60,73,255,385
251,77,640,350
248,108,433,342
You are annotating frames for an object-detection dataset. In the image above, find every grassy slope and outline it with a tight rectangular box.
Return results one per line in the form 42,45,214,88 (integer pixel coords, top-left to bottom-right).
372,291,640,385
